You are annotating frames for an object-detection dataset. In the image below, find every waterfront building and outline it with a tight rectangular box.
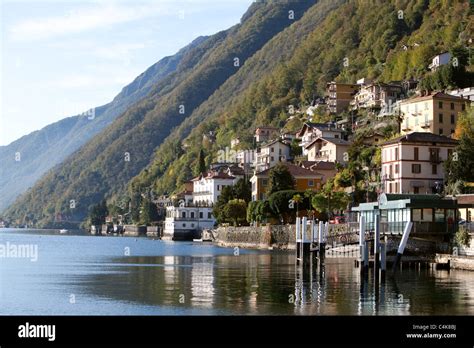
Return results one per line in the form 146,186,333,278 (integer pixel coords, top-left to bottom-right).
296,122,343,155
352,193,473,237
326,81,359,114
447,87,474,102
164,169,237,240
254,139,291,173
400,92,468,136
428,52,451,71
305,137,350,164
298,160,337,184
350,82,403,111
380,132,458,194
254,126,279,143
250,163,323,201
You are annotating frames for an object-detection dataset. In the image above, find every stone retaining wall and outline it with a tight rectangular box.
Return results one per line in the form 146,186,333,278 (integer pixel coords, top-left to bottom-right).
214,225,295,250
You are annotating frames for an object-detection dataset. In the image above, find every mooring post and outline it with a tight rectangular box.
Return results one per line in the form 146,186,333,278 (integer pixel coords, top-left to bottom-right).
363,240,369,273
380,243,386,280
359,215,365,270
374,214,380,270
392,221,413,273
302,217,311,267
296,217,301,265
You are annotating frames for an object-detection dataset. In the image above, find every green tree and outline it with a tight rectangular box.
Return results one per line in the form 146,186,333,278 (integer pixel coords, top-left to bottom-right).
194,149,207,176
88,199,108,226
223,199,247,226
267,164,295,195
212,186,234,223
233,177,252,202
139,197,159,225
311,181,350,219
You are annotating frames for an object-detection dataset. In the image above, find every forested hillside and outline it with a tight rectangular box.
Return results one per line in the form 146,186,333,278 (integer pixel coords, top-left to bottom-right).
0,35,206,212
126,0,472,209
3,0,316,227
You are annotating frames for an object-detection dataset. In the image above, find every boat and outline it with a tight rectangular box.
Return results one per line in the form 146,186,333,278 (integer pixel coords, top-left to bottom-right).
59,229,68,234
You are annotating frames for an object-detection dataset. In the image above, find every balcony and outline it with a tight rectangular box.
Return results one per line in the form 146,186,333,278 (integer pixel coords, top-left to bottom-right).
420,122,431,129
401,125,411,131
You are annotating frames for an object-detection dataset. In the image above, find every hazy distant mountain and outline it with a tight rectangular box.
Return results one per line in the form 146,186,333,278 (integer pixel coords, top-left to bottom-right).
3,0,314,227
0,36,207,212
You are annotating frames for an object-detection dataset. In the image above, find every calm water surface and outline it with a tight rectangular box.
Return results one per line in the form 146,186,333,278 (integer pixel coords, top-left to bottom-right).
1,228,474,315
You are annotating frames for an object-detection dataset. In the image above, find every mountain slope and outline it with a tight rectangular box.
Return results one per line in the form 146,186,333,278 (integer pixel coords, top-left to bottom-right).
128,0,472,202
0,35,207,212
3,0,316,227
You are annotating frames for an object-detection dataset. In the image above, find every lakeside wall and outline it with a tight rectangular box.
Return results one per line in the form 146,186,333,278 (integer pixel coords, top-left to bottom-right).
214,225,296,250
214,224,450,254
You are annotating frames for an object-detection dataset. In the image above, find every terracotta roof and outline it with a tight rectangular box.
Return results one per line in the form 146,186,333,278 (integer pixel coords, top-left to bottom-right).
311,161,336,170
256,163,323,178
381,132,458,146
261,139,291,148
305,136,351,149
400,91,467,104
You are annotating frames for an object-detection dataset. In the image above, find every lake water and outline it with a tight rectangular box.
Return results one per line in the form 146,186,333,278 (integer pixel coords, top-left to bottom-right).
1,228,474,315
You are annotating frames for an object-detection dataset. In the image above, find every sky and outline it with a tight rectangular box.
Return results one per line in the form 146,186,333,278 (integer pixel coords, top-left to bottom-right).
0,0,253,146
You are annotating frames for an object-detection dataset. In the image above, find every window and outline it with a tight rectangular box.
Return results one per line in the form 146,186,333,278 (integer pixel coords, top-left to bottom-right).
308,180,314,187
199,212,203,218
450,102,454,110
335,134,339,138
191,223,195,228
388,183,392,193
217,185,220,191
451,129,455,134
271,147,274,153
270,156,274,162
389,165,393,178
438,101,443,109
462,104,466,111
414,147,419,160
412,164,421,173
451,114,455,124
439,113,443,123
395,148,399,160
395,182,399,193
448,149,453,158
395,164,399,174
181,212,186,218
432,164,437,175
414,187,420,194
183,223,186,227
262,179,268,186
190,212,195,218
439,128,443,135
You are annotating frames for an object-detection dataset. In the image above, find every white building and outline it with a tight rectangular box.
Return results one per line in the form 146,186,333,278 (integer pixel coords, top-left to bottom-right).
163,170,238,240
380,132,457,194
254,139,291,173
428,52,451,71
296,122,343,155
447,87,474,102
305,137,350,164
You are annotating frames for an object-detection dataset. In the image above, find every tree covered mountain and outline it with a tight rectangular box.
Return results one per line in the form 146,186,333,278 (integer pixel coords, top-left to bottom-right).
3,0,316,227
0,35,207,212
126,0,472,205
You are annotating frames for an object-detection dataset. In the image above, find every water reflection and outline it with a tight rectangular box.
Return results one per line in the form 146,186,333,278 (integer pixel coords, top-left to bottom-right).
2,230,474,315
73,252,474,315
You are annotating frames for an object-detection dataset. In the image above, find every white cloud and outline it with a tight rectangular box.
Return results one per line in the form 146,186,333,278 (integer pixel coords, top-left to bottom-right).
8,2,171,42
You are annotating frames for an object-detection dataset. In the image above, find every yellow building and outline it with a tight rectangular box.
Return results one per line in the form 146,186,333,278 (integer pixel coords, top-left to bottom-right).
400,92,468,136
250,163,323,201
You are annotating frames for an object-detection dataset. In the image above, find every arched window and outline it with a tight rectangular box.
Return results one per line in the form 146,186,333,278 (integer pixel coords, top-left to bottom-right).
181,211,186,218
